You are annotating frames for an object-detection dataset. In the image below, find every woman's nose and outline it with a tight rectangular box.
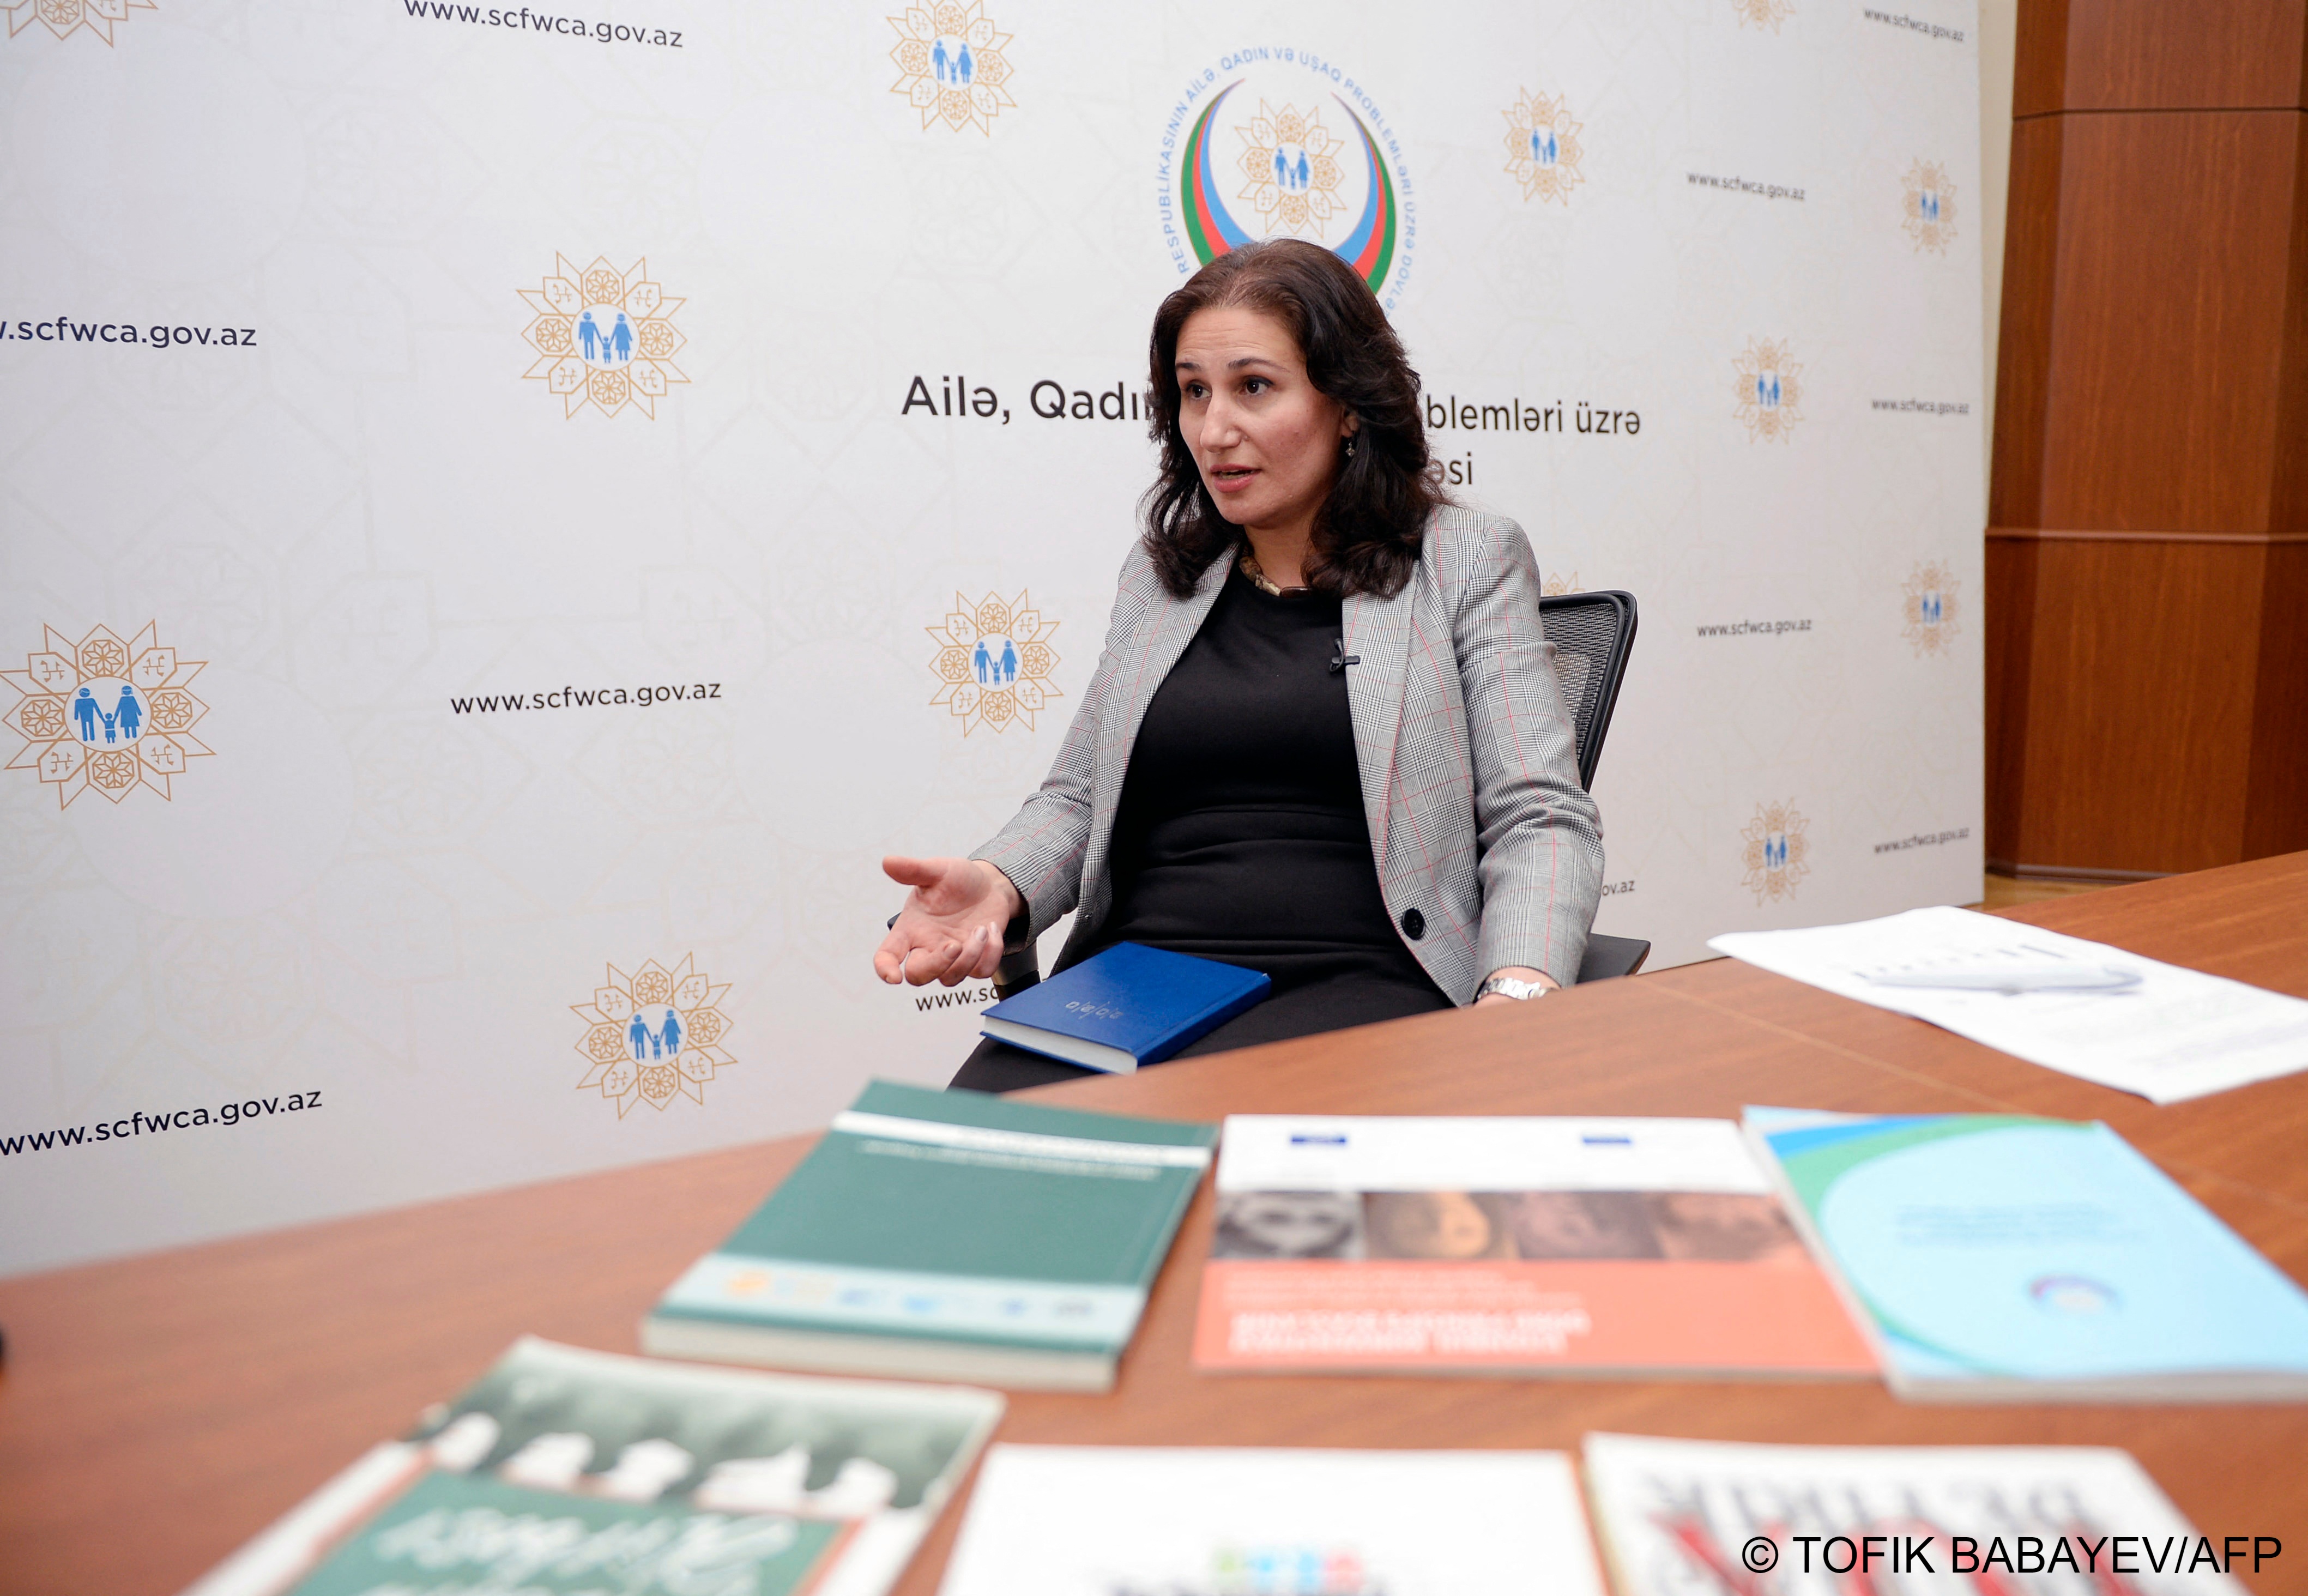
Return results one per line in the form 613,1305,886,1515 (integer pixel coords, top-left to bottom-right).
1197,400,1242,448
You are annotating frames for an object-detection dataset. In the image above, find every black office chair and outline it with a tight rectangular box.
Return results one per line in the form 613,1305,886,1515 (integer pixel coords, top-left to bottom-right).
972,589,1646,996
1539,590,1649,983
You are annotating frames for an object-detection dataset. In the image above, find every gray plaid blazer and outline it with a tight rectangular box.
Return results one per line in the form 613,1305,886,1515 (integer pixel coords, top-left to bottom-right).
971,506,1604,999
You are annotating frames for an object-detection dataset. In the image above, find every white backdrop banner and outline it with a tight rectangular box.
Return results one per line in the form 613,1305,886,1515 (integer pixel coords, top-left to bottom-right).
0,0,1983,1273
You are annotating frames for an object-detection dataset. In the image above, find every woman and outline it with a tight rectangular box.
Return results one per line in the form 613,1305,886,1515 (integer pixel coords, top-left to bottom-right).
875,239,1603,1091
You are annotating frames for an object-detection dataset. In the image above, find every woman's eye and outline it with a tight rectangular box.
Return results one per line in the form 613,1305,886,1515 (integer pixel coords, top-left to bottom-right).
1244,378,1268,394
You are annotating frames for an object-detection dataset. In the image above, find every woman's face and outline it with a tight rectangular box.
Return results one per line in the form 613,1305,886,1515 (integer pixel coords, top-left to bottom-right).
1173,304,1354,535
1368,1192,1496,1260
1222,1192,1357,1258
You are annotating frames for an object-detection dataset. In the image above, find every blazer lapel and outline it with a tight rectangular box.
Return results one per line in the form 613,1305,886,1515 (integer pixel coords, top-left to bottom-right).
1343,579,1414,866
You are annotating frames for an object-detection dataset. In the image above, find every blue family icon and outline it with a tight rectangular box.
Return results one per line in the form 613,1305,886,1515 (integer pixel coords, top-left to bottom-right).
1921,590,1943,625
578,307,636,367
627,1007,686,1061
1274,143,1312,194
1756,371,1782,409
1764,832,1790,870
1920,188,1941,223
72,683,143,746
1531,126,1558,167
932,35,974,87
972,636,1019,686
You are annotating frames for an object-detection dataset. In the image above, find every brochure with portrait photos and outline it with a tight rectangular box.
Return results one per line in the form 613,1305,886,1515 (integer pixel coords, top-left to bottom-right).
179,1337,1004,1596
1191,1116,1877,1378
1582,1433,2247,1596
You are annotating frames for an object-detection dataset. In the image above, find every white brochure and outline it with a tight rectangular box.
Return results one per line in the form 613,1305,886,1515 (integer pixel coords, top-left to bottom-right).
938,1444,1605,1596
1709,905,2308,1104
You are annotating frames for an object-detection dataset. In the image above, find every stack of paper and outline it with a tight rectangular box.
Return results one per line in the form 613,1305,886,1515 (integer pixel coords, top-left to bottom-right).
1711,905,2308,1102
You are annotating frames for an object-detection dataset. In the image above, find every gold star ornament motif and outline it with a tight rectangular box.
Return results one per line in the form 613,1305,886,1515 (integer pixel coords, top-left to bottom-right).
1902,560,1960,656
928,590,1060,735
1733,0,1796,29
571,955,735,1119
519,255,688,419
4,622,210,806
887,4,1015,134
1741,801,1811,904
4,0,155,44
1236,100,1345,239
1733,337,1804,443
1901,159,1957,254
1503,89,1585,205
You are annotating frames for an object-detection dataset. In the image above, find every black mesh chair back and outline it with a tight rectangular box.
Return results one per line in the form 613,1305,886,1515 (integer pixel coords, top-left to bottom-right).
1537,590,1638,791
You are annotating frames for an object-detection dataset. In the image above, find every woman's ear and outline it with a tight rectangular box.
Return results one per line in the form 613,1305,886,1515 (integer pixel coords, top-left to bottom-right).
1341,412,1362,439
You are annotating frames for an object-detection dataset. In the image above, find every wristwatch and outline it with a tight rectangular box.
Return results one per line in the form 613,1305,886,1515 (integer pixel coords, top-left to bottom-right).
1476,974,1550,1002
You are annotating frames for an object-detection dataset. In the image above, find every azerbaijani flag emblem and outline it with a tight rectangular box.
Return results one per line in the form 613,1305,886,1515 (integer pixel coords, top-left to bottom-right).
1180,81,1401,297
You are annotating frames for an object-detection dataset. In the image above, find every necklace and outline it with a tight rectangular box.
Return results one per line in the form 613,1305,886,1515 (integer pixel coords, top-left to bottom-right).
1238,549,1308,596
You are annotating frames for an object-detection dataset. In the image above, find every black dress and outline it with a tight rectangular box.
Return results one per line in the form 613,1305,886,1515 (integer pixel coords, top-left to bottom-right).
951,567,1451,1092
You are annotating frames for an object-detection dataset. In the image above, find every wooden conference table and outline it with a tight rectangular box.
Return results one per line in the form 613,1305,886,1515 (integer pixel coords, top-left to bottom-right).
4,853,2307,1595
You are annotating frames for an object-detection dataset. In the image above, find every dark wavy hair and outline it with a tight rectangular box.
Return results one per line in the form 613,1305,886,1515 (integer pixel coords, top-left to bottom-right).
1141,239,1445,600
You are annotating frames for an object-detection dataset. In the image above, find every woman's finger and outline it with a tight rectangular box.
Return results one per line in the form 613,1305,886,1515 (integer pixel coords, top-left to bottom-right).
872,926,916,984
968,922,1005,980
934,924,987,986
895,936,941,987
881,854,945,890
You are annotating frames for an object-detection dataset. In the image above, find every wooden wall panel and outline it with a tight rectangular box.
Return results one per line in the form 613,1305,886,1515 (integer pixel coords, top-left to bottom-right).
2243,543,2308,857
1991,5,2308,874
2008,540,2267,873
1989,118,2063,529
2012,0,2074,118
2038,112,2298,533
2269,111,2308,530
1983,538,2038,863
2019,0,2308,113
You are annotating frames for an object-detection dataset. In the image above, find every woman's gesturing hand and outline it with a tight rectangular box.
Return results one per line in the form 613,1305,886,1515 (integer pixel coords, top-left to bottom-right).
875,856,1026,987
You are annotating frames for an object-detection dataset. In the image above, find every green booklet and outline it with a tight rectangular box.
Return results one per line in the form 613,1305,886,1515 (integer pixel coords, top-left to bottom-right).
184,1337,1002,1596
643,1080,1219,1391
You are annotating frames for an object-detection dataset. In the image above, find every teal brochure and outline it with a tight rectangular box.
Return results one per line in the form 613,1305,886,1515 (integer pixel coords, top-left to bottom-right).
188,1338,1003,1596
644,1080,1218,1391
1746,1107,2308,1400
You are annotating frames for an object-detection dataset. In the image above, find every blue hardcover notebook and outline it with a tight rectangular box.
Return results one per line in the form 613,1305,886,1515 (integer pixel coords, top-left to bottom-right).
980,943,1270,1073
1746,1106,2308,1400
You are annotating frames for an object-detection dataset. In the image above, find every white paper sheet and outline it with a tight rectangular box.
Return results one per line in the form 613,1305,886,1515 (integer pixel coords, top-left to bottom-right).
938,1446,1604,1596
1709,906,2308,1104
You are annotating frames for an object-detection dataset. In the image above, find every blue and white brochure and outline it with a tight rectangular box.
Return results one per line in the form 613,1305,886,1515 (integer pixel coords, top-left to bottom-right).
1747,1107,2308,1400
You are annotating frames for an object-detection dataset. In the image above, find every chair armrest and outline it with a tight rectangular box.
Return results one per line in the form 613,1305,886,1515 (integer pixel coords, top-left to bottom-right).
1575,934,1651,984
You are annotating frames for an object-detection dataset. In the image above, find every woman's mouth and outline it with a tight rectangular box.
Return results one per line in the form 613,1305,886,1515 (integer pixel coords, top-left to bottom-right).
1210,465,1259,493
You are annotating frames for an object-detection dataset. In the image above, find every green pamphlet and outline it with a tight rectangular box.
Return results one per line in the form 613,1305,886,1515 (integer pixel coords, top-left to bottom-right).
183,1337,1002,1596
643,1079,1219,1391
